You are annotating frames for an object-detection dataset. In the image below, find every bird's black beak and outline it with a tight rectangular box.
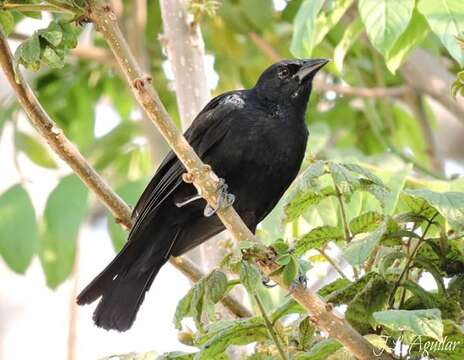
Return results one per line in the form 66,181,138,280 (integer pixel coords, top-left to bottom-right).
293,58,330,83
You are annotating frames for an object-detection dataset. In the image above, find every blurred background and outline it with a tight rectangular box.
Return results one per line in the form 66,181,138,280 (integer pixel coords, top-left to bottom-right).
0,0,463,359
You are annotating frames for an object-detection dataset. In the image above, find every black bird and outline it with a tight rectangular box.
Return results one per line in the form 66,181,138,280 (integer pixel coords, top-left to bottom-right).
77,58,329,331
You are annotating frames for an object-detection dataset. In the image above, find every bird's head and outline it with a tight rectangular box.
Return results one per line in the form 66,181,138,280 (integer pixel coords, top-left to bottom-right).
254,58,329,109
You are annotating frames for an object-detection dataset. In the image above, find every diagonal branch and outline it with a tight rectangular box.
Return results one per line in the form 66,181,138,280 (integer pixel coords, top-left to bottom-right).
0,28,251,320
85,2,394,359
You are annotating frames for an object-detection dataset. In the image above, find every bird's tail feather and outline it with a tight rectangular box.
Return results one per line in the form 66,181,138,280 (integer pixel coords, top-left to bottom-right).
77,229,174,331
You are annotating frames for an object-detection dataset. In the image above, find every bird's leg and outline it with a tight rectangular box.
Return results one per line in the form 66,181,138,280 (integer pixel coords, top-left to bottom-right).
204,178,235,217
288,274,308,295
175,194,202,208
261,276,278,288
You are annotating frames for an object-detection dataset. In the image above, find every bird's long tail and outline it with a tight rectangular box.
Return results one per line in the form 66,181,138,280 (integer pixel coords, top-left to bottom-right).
77,228,178,331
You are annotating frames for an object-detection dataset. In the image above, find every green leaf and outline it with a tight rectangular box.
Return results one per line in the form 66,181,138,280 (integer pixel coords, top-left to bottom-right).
325,272,381,305
282,256,298,286
15,131,56,168
358,0,415,56
42,46,64,68
328,162,360,191
290,0,325,57
239,261,261,294
346,276,392,333
107,179,147,251
334,17,363,73
373,309,444,341
298,316,315,350
157,351,193,360
271,239,289,255
284,187,333,223
295,339,342,360
314,0,354,45
404,189,464,229
317,278,351,298
401,280,438,309
385,9,429,73
341,163,384,186
417,0,464,66
0,10,14,36
239,0,273,31
18,34,41,64
39,175,88,288
0,185,38,273
295,225,343,255
39,22,63,47
197,318,268,359
349,211,384,235
344,222,387,266
205,270,228,304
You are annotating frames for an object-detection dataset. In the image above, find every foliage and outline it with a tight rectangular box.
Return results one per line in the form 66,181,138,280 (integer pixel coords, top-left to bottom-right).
1,0,464,359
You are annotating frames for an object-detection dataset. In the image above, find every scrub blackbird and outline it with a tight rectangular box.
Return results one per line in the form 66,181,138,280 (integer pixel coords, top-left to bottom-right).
77,58,329,331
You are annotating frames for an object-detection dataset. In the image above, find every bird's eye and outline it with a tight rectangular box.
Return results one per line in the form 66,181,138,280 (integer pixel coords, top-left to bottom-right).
278,67,290,79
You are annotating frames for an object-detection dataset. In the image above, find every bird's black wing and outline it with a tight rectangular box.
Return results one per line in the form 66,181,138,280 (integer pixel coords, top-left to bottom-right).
129,90,241,240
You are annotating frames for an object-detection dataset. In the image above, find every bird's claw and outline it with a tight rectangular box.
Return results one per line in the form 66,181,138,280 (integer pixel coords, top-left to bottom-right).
204,178,235,217
262,276,278,288
287,274,308,295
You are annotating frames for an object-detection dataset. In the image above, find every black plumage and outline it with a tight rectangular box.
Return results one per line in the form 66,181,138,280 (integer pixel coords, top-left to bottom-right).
77,58,329,331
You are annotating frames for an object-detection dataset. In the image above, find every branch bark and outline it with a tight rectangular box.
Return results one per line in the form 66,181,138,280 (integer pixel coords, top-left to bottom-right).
0,28,251,320
401,48,464,123
159,0,210,129
86,3,394,359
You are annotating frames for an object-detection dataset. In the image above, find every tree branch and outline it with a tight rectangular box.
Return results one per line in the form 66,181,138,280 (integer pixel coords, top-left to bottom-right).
159,0,210,129
85,3,394,359
0,28,251,321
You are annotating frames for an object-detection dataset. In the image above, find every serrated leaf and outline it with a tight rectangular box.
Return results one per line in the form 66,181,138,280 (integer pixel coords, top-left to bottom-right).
358,0,415,56
373,309,444,341
314,0,354,45
325,272,380,305
290,0,326,57
196,318,268,359
282,256,298,286
346,276,392,333
349,211,384,235
401,280,438,309
334,17,363,73
15,131,56,168
240,261,261,294
417,0,464,66
317,278,351,298
0,185,38,273
295,225,343,255
328,162,359,191
344,222,387,266
18,34,41,64
42,46,64,68
205,270,228,304
285,189,330,223
39,175,88,288
404,189,464,229
298,316,315,350
385,9,429,73
295,339,341,360
39,22,63,47
271,239,289,255
0,10,14,36
341,163,384,186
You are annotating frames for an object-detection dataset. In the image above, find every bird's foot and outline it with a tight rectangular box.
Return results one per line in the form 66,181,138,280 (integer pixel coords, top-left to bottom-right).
262,276,278,288
204,178,235,217
288,274,308,295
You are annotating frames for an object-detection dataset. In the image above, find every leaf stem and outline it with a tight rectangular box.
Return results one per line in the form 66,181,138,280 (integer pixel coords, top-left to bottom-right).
1,3,75,13
254,293,288,360
332,181,351,243
318,248,349,280
388,212,438,308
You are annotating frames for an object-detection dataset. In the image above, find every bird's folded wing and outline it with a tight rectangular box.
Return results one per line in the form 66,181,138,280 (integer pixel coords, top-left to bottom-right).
127,91,241,241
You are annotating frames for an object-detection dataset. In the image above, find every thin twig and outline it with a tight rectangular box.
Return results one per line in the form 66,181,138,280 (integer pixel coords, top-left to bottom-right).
85,3,394,359
254,294,288,360
318,248,349,280
0,3,74,13
0,27,251,320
